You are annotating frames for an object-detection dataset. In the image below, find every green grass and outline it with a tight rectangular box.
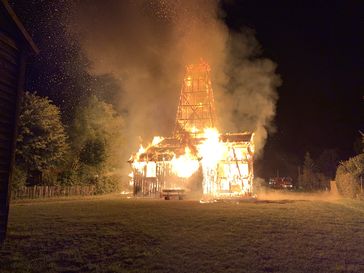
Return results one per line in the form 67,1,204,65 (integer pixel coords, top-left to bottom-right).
1,195,364,273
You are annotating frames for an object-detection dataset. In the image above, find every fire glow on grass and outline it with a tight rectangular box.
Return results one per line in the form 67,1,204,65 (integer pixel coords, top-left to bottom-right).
128,61,255,199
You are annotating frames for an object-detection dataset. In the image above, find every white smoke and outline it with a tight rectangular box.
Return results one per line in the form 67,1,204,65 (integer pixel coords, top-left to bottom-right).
68,0,280,161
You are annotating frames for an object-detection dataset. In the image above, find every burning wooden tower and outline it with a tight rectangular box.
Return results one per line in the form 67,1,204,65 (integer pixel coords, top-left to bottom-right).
129,60,255,200
174,61,217,138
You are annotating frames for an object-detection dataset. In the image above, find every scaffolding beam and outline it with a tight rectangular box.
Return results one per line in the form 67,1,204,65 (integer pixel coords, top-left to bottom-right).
174,60,217,138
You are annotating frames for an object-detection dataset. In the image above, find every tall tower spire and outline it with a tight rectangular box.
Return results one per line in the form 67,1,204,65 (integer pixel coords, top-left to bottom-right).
174,60,217,138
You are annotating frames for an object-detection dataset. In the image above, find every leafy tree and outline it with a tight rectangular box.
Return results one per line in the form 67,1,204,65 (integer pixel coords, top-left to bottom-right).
57,158,80,186
11,166,27,190
317,149,339,179
79,138,106,167
15,92,69,186
299,152,316,190
71,95,124,165
299,152,329,191
353,135,364,155
68,95,124,192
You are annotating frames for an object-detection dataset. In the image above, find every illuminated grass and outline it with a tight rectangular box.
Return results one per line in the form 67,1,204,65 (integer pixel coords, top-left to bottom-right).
1,196,364,272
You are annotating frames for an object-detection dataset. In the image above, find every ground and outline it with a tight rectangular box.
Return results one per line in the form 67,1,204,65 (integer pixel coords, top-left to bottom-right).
1,194,364,273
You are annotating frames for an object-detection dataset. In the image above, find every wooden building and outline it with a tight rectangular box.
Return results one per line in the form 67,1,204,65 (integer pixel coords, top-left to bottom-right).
0,0,38,244
129,60,255,200
129,132,255,199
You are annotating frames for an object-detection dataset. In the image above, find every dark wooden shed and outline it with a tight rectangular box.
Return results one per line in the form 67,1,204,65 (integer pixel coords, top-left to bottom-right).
0,0,38,244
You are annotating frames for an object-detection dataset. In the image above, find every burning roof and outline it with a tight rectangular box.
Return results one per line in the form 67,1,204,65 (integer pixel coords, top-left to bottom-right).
129,60,255,200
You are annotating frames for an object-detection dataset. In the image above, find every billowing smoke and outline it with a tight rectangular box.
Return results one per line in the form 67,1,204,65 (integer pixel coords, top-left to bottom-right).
68,0,280,161
218,29,281,153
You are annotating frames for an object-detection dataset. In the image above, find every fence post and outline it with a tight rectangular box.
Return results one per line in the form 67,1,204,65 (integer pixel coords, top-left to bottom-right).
11,184,101,200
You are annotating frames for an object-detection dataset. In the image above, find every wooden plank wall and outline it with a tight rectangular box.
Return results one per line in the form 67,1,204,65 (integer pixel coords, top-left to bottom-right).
0,28,22,244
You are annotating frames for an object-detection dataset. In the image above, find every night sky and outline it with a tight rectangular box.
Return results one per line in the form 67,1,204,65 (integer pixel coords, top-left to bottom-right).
222,1,364,178
11,0,364,179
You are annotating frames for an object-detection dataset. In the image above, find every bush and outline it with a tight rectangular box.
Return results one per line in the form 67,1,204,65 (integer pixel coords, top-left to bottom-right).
57,167,81,186
335,154,364,198
42,169,59,186
79,138,106,167
11,166,27,190
95,175,121,194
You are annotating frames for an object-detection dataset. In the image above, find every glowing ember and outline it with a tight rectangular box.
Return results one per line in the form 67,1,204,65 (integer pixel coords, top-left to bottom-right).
135,145,146,160
152,136,164,146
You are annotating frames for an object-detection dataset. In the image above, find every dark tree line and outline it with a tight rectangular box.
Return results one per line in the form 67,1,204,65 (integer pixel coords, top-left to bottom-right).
298,150,339,191
298,136,364,198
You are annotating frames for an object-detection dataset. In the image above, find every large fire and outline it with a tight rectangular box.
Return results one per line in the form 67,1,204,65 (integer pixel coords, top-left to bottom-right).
129,60,255,199
171,147,199,178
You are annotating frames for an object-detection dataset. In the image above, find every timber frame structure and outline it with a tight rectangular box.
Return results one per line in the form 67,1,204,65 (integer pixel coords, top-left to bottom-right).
174,60,217,138
129,60,255,199
129,132,254,198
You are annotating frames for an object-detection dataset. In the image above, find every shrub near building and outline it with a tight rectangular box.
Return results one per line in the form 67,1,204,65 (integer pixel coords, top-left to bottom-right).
335,153,364,198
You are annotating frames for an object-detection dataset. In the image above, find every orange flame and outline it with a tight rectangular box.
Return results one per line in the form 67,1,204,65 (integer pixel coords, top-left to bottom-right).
130,127,254,198
171,147,199,178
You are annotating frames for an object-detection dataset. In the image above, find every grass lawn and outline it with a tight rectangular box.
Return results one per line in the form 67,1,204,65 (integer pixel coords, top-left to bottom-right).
1,194,364,273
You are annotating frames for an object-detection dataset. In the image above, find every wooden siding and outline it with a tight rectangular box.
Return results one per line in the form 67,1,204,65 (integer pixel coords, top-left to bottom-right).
0,28,22,244
0,0,38,245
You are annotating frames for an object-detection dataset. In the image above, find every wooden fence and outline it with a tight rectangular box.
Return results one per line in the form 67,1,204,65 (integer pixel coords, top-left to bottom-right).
11,185,96,200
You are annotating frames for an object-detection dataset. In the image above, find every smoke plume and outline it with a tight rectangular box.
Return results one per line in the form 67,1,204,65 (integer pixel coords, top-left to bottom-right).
68,0,280,161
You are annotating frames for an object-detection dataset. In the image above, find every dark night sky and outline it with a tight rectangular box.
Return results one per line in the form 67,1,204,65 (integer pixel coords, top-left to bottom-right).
11,0,364,179
223,1,364,178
